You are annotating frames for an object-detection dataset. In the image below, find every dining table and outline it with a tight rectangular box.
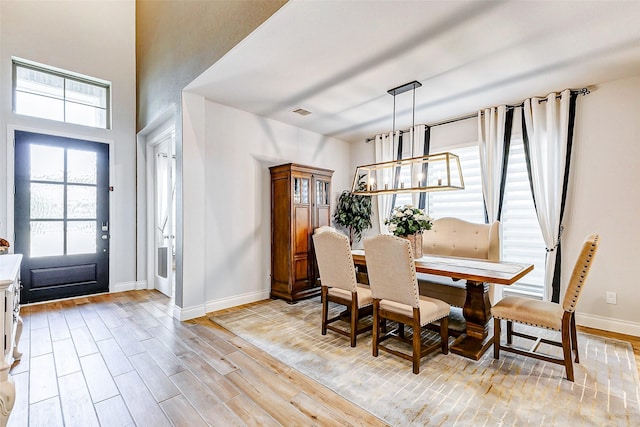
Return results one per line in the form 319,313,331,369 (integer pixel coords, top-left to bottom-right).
351,249,534,360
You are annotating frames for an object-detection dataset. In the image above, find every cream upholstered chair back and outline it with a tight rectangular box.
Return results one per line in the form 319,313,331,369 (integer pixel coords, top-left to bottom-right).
314,225,337,235
363,234,420,308
562,234,600,313
312,231,358,293
422,217,500,261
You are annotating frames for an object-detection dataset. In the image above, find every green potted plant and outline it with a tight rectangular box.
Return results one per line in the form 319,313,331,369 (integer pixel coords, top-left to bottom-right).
333,179,372,247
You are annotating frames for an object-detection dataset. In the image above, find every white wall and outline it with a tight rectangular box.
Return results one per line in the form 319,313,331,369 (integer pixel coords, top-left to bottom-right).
350,75,640,336
0,1,137,290
566,75,640,335
199,99,351,312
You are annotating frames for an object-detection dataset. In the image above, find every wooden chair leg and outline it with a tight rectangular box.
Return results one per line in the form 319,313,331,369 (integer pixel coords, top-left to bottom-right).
562,313,574,382
412,311,421,374
372,300,380,357
440,316,449,355
570,312,579,363
506,320,513,345
350,293,358,347
321,287,328,336
493,317,501,359
398,323,405,339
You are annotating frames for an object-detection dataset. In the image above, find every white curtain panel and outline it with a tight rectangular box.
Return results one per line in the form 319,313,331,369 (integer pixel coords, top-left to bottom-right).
477,106,507,303
410,124,426,207
478,106,507,221
374,131,397,233
522,89,571,301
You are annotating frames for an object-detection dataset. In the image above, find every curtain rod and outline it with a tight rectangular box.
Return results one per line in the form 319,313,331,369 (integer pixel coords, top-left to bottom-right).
364,87,589,143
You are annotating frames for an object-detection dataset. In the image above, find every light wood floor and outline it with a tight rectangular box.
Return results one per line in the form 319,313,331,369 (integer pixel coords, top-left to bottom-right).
10,290,386,427
9,290,640,426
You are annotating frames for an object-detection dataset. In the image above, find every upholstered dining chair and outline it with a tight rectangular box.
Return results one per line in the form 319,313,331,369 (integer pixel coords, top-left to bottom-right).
492,234,600,381
363,234,450,374
313,229,373,347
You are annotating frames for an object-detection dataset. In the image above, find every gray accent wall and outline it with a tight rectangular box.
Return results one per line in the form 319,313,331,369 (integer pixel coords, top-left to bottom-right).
136,0,287,131
136,1,287,309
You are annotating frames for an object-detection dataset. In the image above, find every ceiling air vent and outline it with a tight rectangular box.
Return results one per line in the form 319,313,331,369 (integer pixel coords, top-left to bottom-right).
292,108,311,116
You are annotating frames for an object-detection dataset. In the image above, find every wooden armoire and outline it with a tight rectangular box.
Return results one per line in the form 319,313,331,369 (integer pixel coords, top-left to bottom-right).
270,163,333,302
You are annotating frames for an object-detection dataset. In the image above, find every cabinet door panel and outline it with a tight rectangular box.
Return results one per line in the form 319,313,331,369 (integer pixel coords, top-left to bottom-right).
316,206,331,228
272,178,291,283
294,206,310,255
293,257,309,286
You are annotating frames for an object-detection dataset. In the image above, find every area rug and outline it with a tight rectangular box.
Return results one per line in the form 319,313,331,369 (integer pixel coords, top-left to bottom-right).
210,297,640,426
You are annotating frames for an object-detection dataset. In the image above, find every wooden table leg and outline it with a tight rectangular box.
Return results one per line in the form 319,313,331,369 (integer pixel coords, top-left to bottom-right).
450,281,493,360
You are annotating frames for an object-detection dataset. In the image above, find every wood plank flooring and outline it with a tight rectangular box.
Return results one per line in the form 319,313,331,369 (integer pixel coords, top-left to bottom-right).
9,290,640,426
9,290,386,427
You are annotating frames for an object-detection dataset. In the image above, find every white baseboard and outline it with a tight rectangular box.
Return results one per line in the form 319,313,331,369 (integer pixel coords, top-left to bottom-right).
165,290,270,322
205,289,271,314
111,280,148,293
576,312,640,337
172,304,206,321
112,281,136,293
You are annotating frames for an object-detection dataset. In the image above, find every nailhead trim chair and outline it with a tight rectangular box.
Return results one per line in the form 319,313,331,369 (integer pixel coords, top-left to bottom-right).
491,234,600,381
364,234,450,374
313,229,373,347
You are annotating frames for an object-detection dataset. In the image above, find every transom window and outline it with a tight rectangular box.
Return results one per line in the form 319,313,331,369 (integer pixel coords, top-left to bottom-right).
12,59,110,129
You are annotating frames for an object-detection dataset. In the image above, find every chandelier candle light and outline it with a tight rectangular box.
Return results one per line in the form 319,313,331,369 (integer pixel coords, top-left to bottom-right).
351,80,464,195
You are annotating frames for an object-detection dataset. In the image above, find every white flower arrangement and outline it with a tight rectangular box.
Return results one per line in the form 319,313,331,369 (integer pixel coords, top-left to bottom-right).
384,205,433,237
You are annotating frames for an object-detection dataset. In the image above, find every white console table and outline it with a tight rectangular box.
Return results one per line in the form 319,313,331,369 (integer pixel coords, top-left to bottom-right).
0,254,22,426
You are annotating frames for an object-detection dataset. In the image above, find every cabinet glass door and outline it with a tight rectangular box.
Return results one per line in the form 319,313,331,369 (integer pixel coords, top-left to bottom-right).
293,177,309,204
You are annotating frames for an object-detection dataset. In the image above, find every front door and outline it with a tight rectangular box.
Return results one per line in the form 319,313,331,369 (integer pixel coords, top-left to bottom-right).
14,131,110,303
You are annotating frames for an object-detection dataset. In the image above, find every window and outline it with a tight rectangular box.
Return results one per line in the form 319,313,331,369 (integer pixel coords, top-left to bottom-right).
500,139,546,299
392,145,484,223
392,141,545,299
13,60,110,129
424,146,485,223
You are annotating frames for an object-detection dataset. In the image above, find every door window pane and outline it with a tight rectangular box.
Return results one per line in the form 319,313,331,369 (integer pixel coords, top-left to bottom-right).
30,221,64,257
31,183,64,218
67,150,97,184
67,185,96,218
31,145,64,182
67,221,96,255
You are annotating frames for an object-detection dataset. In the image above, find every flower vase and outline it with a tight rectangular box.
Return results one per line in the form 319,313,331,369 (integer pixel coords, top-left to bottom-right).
404,232,423,259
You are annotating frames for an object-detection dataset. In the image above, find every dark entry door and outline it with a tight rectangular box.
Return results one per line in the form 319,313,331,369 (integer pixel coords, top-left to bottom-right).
14,131,110,303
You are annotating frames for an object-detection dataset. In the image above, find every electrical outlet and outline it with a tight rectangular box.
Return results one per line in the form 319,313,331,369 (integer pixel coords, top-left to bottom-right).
606,291,617,304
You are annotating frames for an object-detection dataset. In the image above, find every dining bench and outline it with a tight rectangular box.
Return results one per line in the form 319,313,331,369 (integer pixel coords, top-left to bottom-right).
417,217,500,309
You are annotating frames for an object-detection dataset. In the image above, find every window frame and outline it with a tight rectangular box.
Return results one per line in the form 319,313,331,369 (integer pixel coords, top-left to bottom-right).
12,59,111,129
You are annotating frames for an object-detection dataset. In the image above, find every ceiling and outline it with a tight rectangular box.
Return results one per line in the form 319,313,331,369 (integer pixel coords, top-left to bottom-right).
185,0,640,143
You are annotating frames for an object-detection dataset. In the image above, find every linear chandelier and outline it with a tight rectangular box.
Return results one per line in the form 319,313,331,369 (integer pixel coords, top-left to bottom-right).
351,80,465,196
